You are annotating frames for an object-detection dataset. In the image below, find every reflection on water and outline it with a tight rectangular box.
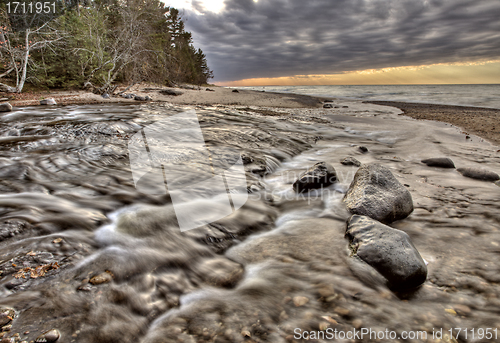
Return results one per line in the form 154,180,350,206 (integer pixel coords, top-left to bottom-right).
0,102,499,342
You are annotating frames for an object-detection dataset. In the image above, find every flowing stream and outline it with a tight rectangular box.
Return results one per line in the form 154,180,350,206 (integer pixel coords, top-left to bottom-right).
0,102,499,342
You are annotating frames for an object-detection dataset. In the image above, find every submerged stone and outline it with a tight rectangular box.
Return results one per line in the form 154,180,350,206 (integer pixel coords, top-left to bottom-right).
457,167,500,181
421,157,455,168
343,164,413,223
292,162,337,193
346,215,427,291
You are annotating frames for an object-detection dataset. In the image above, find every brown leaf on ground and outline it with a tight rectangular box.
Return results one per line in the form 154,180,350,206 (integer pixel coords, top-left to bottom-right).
14,262,60,279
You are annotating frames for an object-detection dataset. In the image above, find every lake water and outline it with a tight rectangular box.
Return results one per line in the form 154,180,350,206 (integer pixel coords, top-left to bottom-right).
240,84,500,109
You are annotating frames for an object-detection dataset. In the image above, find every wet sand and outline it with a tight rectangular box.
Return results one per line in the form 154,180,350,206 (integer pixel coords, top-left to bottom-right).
366,101,500,146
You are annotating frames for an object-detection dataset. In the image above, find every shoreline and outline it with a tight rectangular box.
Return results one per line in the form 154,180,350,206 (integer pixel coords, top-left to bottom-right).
3,84,499,146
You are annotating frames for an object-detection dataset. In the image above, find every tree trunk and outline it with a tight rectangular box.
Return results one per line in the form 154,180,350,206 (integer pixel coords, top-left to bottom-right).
16,30,30,93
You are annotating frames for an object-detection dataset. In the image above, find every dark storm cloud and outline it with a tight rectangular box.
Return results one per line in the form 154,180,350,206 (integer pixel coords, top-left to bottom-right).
181,0,500,81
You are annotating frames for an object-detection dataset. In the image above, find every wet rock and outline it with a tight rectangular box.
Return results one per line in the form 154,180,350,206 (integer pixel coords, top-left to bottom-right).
292,162,337,193
194,257,244,287
293,296,309,307
101,93,110,99
323,103,334,108
89,271,113,285
232,89,239,93
206,88,215,92
40,98,56,105
123,93,135,99
35,329,60,342
343,164,413,223
421,157,455,168
0,308,14,327
0,103,12,112
159,89,183,96
241,154,254,164
341,157,361,167
134,95,150,101
457,167,500,181
324,100,333,103
346,215,427,290
358,146,368,153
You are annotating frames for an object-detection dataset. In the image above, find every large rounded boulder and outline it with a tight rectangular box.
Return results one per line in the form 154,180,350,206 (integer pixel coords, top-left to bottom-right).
346,215,427,291
343,164,413,223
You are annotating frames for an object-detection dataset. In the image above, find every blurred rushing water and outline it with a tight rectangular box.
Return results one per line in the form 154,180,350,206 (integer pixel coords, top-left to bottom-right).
0,102,499,342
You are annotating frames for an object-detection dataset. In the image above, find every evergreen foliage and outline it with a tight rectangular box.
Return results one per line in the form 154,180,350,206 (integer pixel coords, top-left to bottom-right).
0,0,212,92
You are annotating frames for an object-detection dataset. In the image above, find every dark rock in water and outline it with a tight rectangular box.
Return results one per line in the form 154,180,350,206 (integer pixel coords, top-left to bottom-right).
343,164,413,223
324,100,333,103
40,98,56,105
35,328,60,342
293,162,337,193
232,89,239,93
0,103,12,112
134,95,151,101
346,215,427,291
159,89,183,96
358,146,368,153
101,93,110,99
323,103,334,108
341,156,361,167
457,167,500,181
421,157,455,168
342,105,349,108
0,308,14,327
241,154,254,165
206,88,215,92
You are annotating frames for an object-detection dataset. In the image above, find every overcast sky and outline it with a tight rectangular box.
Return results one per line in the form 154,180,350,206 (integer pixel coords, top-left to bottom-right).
164,0,500,84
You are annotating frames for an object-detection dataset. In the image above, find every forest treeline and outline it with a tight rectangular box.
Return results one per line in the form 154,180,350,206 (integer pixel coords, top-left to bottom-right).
0,0,213,93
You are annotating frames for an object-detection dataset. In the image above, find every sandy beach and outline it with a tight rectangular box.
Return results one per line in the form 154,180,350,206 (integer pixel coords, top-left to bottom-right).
5,84,499,146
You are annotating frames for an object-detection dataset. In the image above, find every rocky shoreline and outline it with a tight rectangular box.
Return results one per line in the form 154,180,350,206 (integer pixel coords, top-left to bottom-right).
0,94,499,342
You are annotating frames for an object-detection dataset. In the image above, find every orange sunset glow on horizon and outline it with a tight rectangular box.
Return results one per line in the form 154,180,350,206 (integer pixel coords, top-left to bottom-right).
215,60,500,87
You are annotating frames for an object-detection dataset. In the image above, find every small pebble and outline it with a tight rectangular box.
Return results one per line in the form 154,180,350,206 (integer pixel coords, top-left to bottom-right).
35,329,60,342
89,271,113,285
293,296,309,307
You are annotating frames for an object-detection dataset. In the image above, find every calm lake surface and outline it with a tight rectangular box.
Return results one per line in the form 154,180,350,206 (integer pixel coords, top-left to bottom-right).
240,84,500,109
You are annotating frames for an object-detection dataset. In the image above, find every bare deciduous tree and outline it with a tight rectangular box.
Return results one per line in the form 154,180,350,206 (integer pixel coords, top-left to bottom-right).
0,10,65,93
